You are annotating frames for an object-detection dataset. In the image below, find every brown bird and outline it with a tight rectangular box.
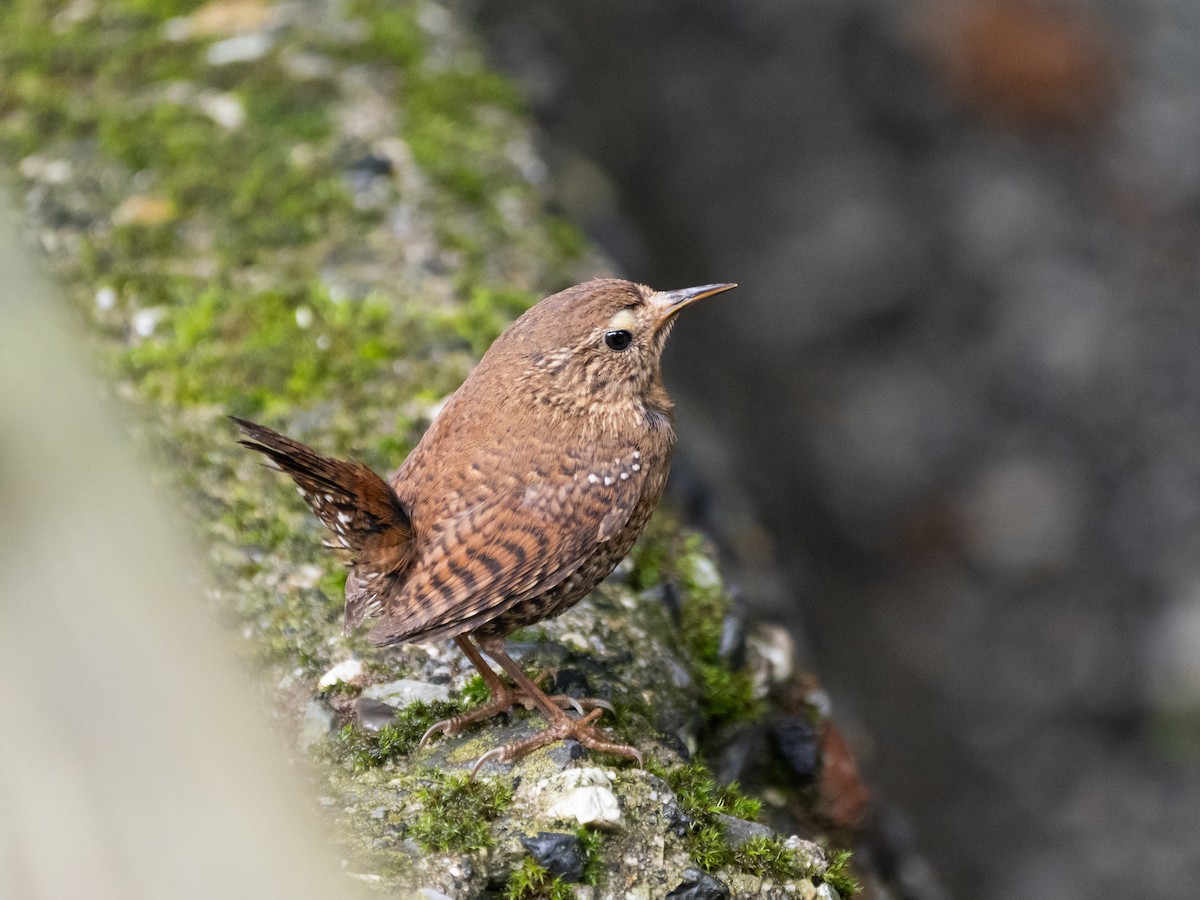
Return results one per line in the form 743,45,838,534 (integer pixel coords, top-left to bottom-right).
234,278,735,772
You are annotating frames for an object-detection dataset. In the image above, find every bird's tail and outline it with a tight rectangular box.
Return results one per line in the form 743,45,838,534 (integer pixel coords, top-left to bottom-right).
232,417,414,633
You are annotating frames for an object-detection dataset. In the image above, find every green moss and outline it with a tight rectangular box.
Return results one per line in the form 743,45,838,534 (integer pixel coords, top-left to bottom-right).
325,698,465,770
574,825,604,886
458,673,492,708
404,66,522,205
344,0,423,67
121,283,429,415
648,760,754,872
115,0,204,20
545,216,587,260
317,679,362,699
630,524,764,729
409,772,513,852
650,759,859,886
651,760,762,823
738,835,801,879
627,511,678,592
821,849,862,897
687,823,735,872
456,285,536,355
503,859,573,900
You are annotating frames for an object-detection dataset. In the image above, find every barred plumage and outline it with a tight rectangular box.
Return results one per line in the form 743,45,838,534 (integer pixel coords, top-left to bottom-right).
235,278,735,771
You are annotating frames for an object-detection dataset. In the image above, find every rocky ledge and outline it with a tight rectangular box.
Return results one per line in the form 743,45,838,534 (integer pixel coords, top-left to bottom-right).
293,529,863,898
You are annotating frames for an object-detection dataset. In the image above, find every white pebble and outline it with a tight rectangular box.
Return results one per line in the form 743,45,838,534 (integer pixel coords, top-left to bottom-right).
318,658,364,688
206,32,274,66
362,678,450,707
547,785,623,829
132,306,167,338
198,91,246,130
95,286,117,310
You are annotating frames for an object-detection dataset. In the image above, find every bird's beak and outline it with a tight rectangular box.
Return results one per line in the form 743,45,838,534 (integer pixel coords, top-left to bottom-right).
650,282,737,328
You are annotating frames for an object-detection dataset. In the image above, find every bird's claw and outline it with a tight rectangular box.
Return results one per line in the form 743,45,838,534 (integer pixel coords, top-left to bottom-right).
469,745,511,779
418,719,452,750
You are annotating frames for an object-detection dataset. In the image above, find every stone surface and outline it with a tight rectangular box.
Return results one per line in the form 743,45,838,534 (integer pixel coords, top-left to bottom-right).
297,699,334,750
666,868,730,900
318,658,364,688
714,814,775,849
353,697,399,732
519,831,586,882
545,769,624,830
361,678,451,707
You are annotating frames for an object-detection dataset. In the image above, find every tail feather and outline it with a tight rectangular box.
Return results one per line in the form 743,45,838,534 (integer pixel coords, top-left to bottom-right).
231,417,415,633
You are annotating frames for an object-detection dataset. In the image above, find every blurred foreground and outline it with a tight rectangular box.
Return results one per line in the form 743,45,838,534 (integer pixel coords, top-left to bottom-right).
0,196,358,900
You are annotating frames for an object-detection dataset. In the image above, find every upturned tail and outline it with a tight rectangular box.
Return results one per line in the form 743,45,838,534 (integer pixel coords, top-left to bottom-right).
231,417,414,634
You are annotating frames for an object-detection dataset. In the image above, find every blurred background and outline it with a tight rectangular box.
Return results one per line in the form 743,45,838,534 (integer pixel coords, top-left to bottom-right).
471,1,1200,899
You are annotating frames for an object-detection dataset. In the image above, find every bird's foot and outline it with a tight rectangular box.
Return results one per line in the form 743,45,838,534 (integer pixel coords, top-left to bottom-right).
530,669,616,716
469,708,644,778
419,681,532,749
419,677,614,749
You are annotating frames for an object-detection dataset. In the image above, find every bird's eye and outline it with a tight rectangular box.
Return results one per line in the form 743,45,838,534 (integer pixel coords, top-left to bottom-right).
605,330,633,351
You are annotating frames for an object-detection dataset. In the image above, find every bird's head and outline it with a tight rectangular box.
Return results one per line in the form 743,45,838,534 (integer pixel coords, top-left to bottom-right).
490,278,736,412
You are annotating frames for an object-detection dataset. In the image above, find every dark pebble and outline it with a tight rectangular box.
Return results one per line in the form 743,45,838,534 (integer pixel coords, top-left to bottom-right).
564,739,587,760
663,798,692,838
353,697,399,732
519,831,586,882
771,714,821,781
660,582,683,624
717,601,747,665
715,813,775,848
347,153,393,177
550,667,594,698
666,867,730,900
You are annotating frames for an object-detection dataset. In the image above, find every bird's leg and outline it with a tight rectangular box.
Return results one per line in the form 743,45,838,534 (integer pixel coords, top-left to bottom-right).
469,640,644,777
419,637,609,749
419,636,520,748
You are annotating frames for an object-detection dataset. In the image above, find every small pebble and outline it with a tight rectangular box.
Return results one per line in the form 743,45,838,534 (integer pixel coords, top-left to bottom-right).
547,785,623,829
318,658,364,688
714,813,775,848
665,868,730,900
771,715,820,781
131,306,167,338
354,698,399,732
206,32,274,65
519,832,586,882
361,678,450,707
198,91,246,130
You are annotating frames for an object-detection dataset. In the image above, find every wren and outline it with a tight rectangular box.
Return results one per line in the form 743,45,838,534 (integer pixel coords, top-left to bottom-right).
234,278,735,772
